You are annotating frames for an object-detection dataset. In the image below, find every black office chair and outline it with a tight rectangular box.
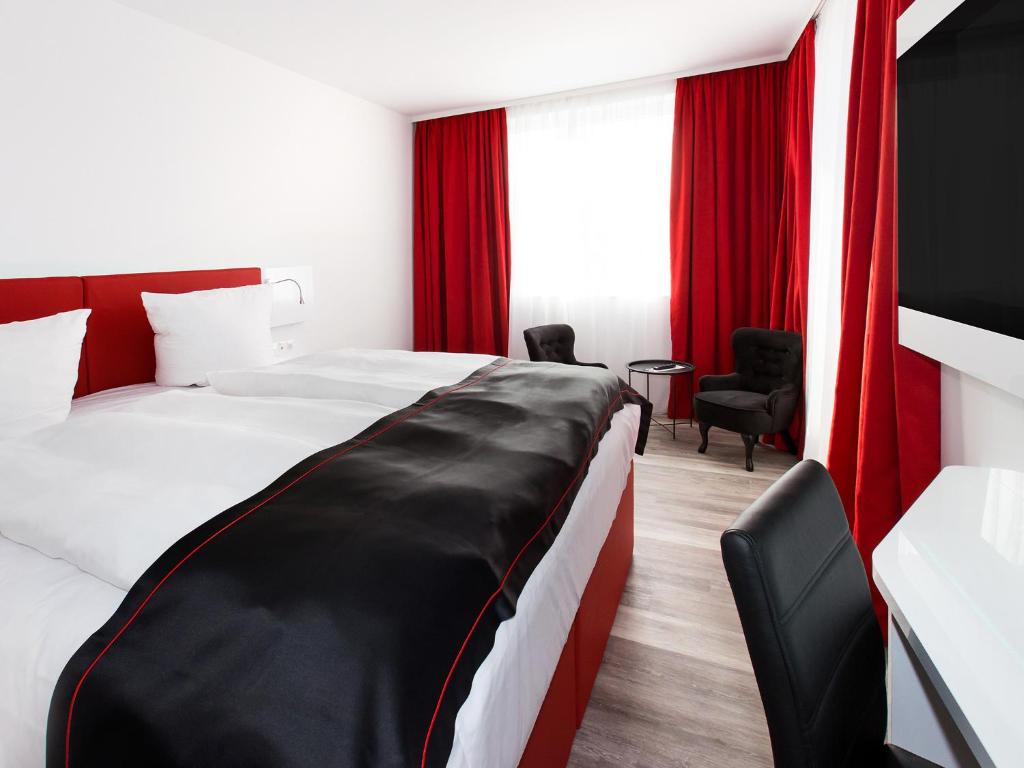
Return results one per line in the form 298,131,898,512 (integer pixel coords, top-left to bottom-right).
721,461,939,768
523,324,607,368
694,327,801,471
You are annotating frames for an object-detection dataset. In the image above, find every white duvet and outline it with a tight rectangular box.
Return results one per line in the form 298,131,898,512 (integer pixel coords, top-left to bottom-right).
0,349,638,768
0,350,494,590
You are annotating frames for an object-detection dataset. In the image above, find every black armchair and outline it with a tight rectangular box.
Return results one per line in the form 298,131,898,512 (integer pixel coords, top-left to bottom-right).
694,327,801,471
522,324,607,368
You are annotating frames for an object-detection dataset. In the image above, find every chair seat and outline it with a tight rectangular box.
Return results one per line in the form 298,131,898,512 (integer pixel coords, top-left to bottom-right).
695,389,769,412
694,389,773,435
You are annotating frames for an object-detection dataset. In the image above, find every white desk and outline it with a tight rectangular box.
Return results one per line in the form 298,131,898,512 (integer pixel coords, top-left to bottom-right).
874,466,1024,768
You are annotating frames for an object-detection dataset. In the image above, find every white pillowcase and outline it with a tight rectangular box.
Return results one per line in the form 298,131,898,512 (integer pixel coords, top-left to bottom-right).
0,309,90,440
141,284,273,387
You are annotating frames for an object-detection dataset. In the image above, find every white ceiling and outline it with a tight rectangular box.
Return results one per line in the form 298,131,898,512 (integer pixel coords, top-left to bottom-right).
115,0,819,119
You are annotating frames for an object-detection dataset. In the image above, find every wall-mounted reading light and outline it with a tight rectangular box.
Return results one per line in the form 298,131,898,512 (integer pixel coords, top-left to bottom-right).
263,266,313,328
268,277,305,304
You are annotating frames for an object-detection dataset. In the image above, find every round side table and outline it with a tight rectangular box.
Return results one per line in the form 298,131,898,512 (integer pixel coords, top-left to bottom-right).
626,359,696,440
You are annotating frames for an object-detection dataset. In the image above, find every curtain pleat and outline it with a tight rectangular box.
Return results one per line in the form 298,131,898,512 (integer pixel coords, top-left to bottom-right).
413,109,511,356
669,24,815,450
669,64,785,418
766,24,816,453
826,0,940,631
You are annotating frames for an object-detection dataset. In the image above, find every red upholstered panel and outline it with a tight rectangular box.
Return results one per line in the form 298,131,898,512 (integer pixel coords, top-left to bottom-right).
574,465,634,725
0,277,89,397
519,466,634,768
81,268,261,394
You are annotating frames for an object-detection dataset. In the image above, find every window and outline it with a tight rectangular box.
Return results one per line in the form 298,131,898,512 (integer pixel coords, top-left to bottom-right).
506,82,675,407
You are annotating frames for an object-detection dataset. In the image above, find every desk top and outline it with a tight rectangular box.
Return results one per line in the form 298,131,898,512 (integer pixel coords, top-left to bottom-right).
874,465,1024,768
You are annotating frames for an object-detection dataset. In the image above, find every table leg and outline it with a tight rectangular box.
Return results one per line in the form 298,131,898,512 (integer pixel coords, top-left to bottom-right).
670,376,677,440
689,374,693,428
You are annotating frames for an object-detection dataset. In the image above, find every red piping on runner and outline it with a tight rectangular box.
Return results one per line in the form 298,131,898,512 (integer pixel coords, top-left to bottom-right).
419,388,628,768
63,361,508,768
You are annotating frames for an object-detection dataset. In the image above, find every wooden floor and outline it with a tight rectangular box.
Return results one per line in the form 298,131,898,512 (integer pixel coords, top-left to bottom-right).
569,420,797,768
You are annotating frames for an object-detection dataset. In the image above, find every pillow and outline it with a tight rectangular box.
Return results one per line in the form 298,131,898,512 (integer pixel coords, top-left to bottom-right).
0,309,90,440
141,284,273,387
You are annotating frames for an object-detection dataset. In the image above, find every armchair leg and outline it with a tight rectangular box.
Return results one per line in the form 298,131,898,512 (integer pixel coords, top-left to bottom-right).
741,434,757,472
698,422,710,454
780,429,798,455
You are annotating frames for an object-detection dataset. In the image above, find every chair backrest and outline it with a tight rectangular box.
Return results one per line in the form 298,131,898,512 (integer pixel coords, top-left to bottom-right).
721,460,886,768
523,324,579,364
732,327,802,394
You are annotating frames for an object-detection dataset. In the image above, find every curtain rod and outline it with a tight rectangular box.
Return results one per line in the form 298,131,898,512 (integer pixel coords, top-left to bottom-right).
409,3,823,124
409,50,790,123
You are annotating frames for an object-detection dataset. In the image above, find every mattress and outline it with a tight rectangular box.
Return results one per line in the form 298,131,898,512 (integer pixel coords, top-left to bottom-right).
0,350,639,767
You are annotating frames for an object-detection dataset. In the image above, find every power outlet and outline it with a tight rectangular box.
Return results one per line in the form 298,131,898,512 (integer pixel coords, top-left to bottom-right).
273,339,295,353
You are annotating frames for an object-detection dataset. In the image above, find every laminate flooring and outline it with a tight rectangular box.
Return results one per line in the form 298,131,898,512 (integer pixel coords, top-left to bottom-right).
568,421,797,768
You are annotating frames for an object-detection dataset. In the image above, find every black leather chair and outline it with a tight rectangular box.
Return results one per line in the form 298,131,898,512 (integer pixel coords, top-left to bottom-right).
523,324,607,368
721,461,939,768
694,327,801,471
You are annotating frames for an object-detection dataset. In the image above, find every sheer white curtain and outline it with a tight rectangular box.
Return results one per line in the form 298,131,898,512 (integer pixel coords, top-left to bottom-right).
506,83,676,411
804,0,858,461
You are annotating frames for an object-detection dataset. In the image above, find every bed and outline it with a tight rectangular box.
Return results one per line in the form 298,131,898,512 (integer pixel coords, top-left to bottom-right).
0,269,642,768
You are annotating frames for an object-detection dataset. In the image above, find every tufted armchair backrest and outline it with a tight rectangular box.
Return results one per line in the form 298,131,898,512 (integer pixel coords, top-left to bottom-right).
732,328,802,395
523,324,580,364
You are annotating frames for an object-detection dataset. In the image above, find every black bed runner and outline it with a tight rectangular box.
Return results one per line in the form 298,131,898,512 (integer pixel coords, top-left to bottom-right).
48,360,650,768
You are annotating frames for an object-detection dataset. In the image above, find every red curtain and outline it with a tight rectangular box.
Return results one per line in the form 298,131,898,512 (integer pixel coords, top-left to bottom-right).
669,24,815,449
766,24,815,452
827,0,940,630
669,64,785,418
413,109,511,356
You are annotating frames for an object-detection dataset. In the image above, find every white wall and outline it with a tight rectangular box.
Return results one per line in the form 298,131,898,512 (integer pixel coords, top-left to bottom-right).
0,0,412,354
942,367,1024,472
803,0,857,462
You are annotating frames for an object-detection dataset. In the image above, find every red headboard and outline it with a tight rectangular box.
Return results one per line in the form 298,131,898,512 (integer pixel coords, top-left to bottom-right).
0,277,90,397
0,268,261,397
82,268,261,393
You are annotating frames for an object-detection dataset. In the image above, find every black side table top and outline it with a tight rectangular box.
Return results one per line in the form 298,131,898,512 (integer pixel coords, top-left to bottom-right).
626,359,695,376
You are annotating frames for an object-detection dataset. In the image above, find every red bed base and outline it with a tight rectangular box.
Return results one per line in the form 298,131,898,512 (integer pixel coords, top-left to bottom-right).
0,267,633,767
519,465,634,768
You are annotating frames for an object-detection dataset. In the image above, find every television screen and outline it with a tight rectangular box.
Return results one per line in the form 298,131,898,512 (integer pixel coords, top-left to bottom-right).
898,0,1024,341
